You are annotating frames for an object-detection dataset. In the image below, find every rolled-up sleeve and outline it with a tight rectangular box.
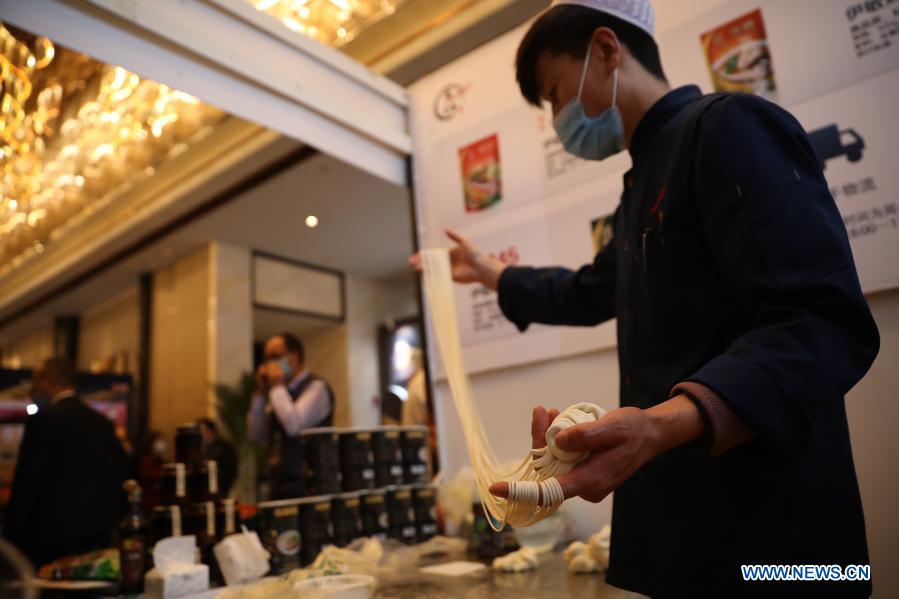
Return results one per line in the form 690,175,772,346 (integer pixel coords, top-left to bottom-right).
681,95,879,458
268,379,331,437
498,225,617,332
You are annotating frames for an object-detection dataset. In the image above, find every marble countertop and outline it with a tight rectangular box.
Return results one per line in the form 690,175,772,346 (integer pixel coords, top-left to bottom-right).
372,552,647,599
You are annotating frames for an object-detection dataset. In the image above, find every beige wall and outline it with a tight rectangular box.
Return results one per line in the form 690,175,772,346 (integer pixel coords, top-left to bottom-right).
0,327,53,369
0,287,140,374
150,245,212,447
150,242,254,447
78,286,140,376
208,243,253,396
345,274,419,427
303,323,350,427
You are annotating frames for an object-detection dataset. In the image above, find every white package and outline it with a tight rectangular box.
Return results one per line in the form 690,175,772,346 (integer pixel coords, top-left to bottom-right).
213,528,270,586
145,536,209,599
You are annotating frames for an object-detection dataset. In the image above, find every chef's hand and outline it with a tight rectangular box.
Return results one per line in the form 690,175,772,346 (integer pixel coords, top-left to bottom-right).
266,361,286,387
408,230,507,291
489,396,704,503
483,405,558,501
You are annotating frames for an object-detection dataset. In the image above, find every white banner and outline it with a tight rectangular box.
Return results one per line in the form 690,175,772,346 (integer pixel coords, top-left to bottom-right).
410,0,899,375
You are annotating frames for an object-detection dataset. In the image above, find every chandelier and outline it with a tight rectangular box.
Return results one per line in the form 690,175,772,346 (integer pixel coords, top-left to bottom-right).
0,24,223,276
250,0,407,46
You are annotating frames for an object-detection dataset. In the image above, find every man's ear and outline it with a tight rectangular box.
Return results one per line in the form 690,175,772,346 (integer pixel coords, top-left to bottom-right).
590,27,621,72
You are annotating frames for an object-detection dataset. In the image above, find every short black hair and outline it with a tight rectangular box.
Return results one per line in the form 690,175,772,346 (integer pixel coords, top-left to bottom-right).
41,356,77,389
277,332,305,364
516,5,667,107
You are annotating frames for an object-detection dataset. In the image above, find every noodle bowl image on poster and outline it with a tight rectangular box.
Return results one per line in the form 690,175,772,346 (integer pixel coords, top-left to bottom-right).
459,133,502,212
701,9,778,100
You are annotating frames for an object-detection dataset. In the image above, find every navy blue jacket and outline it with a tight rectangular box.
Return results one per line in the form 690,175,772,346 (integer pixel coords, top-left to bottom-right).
498,86,879,597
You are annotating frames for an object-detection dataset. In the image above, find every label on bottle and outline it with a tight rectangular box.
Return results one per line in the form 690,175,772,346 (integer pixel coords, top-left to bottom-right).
175,463,186,497
120,536,146,591
208,460,218,495
206,501,215,537
225,501,235,535
171,506,182,537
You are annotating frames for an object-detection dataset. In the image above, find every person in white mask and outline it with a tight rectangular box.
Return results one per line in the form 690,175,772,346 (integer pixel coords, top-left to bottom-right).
411,1,877,597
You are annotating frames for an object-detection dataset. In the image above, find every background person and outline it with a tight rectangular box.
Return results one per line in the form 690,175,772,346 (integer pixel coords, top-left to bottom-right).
247,332,334,499
4,358,129,567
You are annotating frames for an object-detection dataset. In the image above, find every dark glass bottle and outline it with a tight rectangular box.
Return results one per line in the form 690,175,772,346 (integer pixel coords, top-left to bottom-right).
471,500,518,560
119,479,148,595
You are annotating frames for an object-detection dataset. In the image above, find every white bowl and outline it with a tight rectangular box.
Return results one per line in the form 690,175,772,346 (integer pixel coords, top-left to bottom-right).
512,510,566,549
293,574,376,599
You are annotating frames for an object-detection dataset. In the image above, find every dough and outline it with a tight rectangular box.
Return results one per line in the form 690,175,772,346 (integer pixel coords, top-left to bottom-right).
421,250,607,530
562,525,611,574
493,546,540,572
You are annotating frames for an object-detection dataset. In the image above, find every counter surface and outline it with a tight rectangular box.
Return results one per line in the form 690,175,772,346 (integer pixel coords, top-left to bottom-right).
374,552,647,599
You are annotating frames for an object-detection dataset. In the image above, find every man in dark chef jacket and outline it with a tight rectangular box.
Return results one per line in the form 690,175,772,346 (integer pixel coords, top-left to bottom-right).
411,1,879,597
4,358,129,567
247,332,334,499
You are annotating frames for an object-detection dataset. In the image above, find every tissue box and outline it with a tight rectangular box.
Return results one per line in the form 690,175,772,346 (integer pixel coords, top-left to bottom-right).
213,531,270,586
144,563,209,599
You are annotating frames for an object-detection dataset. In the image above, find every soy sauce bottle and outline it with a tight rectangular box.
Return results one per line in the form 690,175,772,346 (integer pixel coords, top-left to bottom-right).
119,480,148,595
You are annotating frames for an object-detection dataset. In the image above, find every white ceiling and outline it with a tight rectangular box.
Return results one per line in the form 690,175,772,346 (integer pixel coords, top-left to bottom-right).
180,151,413,279
0,138,415,344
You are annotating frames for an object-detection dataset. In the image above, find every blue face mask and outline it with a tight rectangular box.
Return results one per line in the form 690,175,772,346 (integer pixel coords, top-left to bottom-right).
552,45,625,160
277,357,293,382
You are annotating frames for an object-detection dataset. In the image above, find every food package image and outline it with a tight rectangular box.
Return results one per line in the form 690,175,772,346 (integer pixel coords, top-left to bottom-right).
700,9,777,99
458,134,502,213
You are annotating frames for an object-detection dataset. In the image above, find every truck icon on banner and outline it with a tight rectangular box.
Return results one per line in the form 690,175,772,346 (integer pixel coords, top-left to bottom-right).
807,124,865,170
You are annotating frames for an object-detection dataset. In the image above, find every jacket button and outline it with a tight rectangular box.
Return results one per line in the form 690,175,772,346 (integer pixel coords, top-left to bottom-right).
624,376,632,387
626,176,635,187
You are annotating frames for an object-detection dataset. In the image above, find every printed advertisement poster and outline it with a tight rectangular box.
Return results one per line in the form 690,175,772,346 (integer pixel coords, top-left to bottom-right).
411,0,899,377
459,134,503,213
657,0,899,108
791,68,899,293
418,104,544,233
452,205,554,349
700,9,778,99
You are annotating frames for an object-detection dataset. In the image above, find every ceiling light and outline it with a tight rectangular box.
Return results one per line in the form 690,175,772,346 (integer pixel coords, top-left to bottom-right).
305,215,319,228
0,26,223,276
249,0,408,47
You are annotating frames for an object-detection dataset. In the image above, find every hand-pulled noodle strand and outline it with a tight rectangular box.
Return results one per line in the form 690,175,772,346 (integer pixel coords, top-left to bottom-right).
421,249,606,530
